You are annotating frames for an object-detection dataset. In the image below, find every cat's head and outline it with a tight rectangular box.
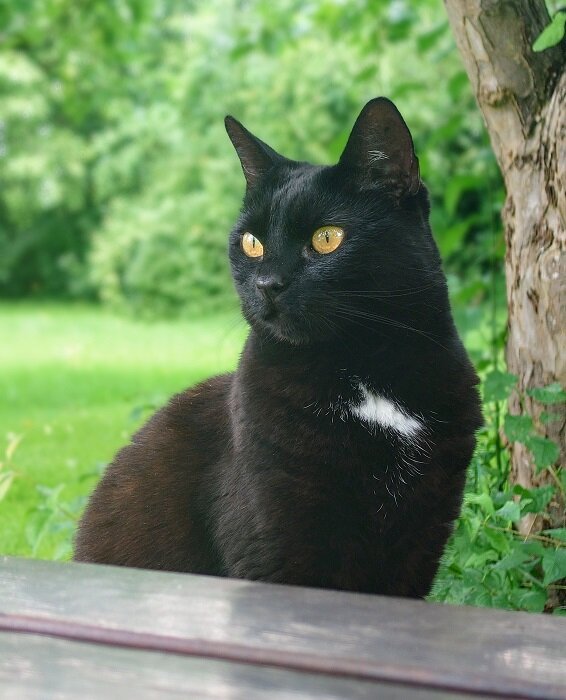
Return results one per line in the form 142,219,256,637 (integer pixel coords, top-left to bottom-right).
226,98,445,347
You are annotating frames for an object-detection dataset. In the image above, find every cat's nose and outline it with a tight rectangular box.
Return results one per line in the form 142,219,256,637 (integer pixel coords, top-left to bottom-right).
256,274,287,300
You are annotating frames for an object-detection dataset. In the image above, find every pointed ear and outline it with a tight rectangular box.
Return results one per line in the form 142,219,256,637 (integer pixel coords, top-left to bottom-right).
339,97,420,197
225,116,282,189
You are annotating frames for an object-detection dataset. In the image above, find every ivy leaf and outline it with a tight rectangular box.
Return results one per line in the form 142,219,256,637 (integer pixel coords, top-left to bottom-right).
533,11,566,52
464,550,499,568
513,485,554,514
483,370,517,402
512,484,530,498
495,500,521,522
542,528,566,544
503,414,533,442
484,527,510,554
521,541,547,558
509,588,546,613
465,492,495,515
540,411,562,424
542,549,566,586
527,382,566,404
525,435,560,472
493,549,531,571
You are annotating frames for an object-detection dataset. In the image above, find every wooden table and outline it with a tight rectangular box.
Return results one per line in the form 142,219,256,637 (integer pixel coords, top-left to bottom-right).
0,557,565,699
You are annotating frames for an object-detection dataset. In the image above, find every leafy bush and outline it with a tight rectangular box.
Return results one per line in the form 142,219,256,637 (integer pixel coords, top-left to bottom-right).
90,190,236,316
1,0,504,316
431,372,565,614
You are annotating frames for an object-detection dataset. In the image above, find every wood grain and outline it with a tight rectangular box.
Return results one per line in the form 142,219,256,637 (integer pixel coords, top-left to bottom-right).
0,631,501,700
1,557,565,699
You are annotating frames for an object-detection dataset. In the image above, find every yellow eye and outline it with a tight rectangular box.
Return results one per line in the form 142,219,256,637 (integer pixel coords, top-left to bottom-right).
311,226,345,254
242,232,264,258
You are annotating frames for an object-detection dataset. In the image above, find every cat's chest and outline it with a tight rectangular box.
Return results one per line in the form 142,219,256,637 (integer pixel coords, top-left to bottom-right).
229,376,434,548
333,382,429,500
305,379,427,449
261,379,429,505
237,369,430,488
335,381,425,441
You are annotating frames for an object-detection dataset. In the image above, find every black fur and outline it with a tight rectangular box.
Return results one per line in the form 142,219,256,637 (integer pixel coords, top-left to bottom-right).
75,98,482,597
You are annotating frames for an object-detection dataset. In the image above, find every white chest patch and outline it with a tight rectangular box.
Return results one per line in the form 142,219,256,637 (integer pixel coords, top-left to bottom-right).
349,383,424,439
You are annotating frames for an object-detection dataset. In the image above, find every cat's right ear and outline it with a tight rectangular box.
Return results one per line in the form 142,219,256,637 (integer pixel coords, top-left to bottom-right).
338,97,420,198
225,116,282,189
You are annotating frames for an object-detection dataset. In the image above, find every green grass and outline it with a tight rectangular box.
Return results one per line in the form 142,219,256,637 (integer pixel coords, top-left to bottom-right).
0,303,247,559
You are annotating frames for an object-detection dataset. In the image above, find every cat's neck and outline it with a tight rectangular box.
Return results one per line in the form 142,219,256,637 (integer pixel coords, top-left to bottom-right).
252,312,454,363
241,318,460,400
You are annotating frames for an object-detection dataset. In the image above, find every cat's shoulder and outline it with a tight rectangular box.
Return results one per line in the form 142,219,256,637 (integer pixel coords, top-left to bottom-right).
135,372,234,447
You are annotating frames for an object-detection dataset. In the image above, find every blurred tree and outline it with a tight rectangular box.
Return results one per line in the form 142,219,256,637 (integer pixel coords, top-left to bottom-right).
0,0,503,320
0,0,177,296
445,0,565,532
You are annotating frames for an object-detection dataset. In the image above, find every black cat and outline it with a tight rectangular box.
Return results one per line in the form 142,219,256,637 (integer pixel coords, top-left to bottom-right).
75,98,482,597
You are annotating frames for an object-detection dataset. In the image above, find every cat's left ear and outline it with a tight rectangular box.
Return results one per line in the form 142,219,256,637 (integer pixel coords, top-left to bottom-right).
338,97,420,197
225,116,283,189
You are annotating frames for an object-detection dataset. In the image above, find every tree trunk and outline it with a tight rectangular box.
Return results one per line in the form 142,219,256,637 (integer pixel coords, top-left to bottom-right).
444,0,565,533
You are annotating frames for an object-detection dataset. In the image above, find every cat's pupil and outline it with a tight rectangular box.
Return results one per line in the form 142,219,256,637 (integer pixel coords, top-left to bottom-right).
325,233,329,243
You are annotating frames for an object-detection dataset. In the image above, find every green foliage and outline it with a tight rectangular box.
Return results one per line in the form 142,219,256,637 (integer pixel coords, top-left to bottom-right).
528,383,566,405
544,529,566,543
431,372,564,613
527,436,561,473
484,370,517,403
533,10,566,51
1,0,503,316
503,411,561,473
503,414,533,442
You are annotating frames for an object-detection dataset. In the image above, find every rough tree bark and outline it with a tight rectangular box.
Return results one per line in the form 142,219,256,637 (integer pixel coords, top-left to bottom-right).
444,0,565,534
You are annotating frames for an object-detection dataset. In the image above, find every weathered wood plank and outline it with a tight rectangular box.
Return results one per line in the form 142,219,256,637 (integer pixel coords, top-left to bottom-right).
1,557,565,699
0,631,496,700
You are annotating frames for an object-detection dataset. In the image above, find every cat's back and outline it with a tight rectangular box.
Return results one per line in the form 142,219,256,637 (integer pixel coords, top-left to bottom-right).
74,373,233,573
